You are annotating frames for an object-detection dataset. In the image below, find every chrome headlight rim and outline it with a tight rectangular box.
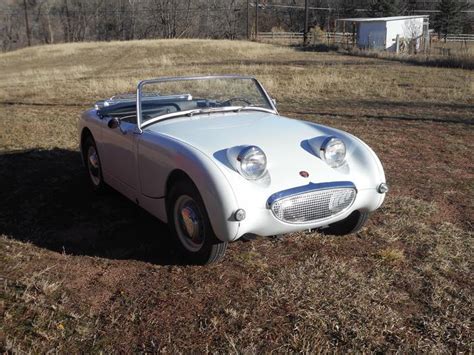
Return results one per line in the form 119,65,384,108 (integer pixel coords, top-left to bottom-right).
320,136,346,168
237,145,267,180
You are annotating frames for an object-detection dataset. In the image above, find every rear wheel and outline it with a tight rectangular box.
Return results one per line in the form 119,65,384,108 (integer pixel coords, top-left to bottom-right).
323,210,369,236
83,135,106,192
167,180,227,264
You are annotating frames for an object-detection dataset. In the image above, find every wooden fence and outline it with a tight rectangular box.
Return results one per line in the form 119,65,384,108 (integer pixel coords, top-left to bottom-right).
431,34,474,42
257,31,354,45
257,32,304,40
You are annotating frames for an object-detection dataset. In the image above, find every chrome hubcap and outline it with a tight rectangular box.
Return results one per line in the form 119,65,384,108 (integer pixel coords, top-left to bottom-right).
87,146,101,186
181,206,199,238
174,196,204,252
89,151,99,169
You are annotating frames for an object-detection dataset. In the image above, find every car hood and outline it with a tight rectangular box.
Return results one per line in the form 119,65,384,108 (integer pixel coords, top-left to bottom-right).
147,111,335,158
146,111,384,195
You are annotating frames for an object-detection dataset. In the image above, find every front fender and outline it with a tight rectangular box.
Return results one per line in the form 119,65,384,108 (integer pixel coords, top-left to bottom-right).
79,109,103,163
138,132,240,242
339,131,387,211
305,121,387,191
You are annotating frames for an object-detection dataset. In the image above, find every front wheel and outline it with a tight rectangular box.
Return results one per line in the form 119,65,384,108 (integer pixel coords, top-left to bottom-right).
83,135,106,193
167,180,227,264
323,210,369,236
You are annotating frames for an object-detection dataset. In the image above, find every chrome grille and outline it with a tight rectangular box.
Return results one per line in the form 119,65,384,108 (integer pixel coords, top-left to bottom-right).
270,187,356,224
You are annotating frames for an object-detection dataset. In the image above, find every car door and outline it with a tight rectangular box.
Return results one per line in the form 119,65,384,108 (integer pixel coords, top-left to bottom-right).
100,118,139,192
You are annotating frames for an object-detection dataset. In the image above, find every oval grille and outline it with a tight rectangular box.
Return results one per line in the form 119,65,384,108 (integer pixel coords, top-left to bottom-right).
270,188,356,224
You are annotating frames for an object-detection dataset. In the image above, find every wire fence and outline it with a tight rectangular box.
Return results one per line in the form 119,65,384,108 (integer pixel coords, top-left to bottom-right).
257,31,474,56
258,31,474,43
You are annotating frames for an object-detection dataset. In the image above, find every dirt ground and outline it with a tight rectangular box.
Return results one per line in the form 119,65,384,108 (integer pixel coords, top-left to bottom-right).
1,40,473,352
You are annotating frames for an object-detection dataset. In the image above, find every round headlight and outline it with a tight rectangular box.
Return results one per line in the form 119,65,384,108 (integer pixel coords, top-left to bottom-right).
237,146,267,180
321,137,346,168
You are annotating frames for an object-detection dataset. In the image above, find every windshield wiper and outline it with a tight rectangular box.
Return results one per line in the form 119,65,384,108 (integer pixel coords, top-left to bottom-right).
237,106,277,114
141,105,279,129
142,106,245,128
186,106,244,117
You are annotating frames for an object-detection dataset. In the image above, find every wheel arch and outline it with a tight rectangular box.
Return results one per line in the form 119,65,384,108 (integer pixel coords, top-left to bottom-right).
163,166,240,242
80,127,93,165
165,169,195,207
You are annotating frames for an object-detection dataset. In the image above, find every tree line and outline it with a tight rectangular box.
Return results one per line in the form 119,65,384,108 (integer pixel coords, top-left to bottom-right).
1,0,472,51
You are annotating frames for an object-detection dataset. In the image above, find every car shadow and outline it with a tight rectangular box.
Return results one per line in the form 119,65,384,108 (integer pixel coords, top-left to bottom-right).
0,148,187,265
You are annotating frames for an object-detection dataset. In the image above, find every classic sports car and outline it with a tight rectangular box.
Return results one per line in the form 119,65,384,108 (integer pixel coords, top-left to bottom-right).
79,75,388,264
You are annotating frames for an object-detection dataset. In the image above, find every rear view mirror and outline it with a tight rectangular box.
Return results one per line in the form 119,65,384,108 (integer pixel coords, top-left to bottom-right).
107,117,121,129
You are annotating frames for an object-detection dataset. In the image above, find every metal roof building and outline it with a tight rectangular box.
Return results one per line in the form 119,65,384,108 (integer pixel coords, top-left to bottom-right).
338,15,429,51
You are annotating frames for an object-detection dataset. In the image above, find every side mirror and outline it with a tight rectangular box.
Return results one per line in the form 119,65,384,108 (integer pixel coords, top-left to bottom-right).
107,117,121,129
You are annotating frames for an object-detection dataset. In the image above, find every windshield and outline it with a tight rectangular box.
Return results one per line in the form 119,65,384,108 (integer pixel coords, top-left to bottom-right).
137,76,274,126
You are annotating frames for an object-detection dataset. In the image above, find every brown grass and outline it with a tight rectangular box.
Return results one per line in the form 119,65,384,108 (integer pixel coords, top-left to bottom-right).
0,39,473,352
345,46,474,70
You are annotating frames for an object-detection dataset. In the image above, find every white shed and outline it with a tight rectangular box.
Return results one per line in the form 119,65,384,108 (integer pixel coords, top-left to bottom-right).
339,16,429,52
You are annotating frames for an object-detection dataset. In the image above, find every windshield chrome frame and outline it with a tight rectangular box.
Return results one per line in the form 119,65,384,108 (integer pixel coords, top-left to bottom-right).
136,75,278,133
141,106,277,130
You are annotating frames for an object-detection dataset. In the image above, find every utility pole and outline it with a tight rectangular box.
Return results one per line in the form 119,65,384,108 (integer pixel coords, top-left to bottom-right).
64,0,71,42
255,0,258,41
247,0,251,40
303,0,309,46
22,0,31,47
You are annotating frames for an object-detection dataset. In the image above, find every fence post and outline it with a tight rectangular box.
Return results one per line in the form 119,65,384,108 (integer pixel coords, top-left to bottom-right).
255,0,258,41
342,21,346,48
352,22,356,48
303,0,309,46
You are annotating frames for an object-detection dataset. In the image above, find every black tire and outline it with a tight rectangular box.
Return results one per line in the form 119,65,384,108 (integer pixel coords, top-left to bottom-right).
323,210,369,236
167,180,228,265
82,135,106,193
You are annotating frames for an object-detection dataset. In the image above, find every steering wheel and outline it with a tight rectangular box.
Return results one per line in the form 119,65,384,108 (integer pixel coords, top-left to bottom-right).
220,97,252,106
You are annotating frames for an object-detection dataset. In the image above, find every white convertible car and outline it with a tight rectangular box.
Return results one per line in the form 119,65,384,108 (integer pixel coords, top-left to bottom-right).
79,75,388,264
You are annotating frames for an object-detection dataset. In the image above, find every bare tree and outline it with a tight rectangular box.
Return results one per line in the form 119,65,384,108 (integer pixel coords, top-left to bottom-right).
1,0,472,52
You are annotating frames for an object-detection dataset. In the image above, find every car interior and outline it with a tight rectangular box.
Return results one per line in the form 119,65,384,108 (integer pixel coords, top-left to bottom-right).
96,95,253,125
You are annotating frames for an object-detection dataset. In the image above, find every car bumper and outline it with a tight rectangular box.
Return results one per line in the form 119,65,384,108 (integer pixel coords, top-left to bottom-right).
231,186,385,240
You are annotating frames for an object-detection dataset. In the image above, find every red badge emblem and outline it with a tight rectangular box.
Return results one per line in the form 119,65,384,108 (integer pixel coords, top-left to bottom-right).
299,171,309,178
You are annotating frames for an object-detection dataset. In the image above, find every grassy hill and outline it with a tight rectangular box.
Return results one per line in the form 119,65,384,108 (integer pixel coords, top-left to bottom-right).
1,39,473,352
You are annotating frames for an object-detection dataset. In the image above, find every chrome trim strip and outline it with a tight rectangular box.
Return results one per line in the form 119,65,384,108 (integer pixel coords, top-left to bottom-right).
254,78,279,114
266,181,356,209
136,82,143,133
138,74,258,86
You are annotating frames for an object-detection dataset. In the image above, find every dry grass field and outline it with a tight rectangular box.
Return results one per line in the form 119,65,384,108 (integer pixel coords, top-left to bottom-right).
345,44,474,70
1,39,473,352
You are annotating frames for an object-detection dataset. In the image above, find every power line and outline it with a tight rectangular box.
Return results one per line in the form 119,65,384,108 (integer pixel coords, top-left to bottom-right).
0,4,473,14
1,3,473,15
255,3,473,13
0,7,244,15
